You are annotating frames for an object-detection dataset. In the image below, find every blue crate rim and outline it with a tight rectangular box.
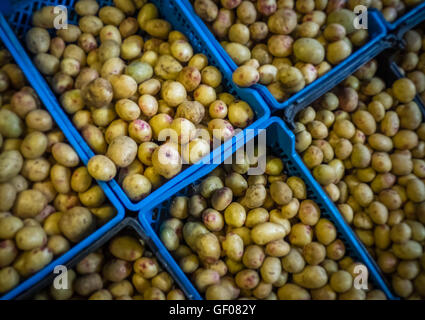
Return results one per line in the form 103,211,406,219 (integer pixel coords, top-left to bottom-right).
180,1,389,112
139,116,397,300
3,0,270,212
0,14,126,300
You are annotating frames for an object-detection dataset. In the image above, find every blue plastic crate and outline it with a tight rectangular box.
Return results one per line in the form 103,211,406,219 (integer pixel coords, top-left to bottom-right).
181,1,390,114
1,0,270,212
381,1,425,37
0,39,125,299
389,60,425,118
15,218,196,300
138,117,396,300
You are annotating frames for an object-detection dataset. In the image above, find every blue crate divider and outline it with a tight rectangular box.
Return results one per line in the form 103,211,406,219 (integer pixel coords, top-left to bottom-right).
1,0,270,212
15,218,197,300
180,1,390,115
138,117,397,300
381,1,425,37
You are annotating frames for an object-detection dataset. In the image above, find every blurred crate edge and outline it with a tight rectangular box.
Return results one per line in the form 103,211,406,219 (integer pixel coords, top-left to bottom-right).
182,1,390,113
139,117,398,301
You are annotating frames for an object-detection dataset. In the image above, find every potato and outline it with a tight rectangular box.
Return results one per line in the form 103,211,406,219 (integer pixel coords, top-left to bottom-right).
13,189,47,219
108,280,134,298
168,118,195,144
392,78,416,103
227,101,254,128
277,283,310,300
194,0,218,22
108,235,143,263
232,65,259,87
183,138,210,164
113,99,139,122
195,232,221,263
79,185,105,208
19,132,47,160
75,0,99,16
25,109,53,132
109,74,137,100
312,164,336,186
47,268,76,300
0,183,16,214
51,164,71,194
79,15,103,35
49,37,65,59
70,167,92,193
34,53,59,76
59,206,93,243
134,257,159,279
278,66,305,93
293,265,328,289
222,233,244,262
143,19,171,39
13,246,53,277
326,239,346,260
392,275,413,298
293,38,325,65
242,244,265,269
235,269,259,290
114,0,136,15
209,187,232,212
106,136,137,168
0,239,18,268
327,39,352,65
392,240,423,260
239,184,267,209
82,77,113,109
84,155,117,182
74,273,103,297
47,235,70,256
406,178,425,203
88,289,112,300
51,143,79,167
257,256,281,284
160,227,179,251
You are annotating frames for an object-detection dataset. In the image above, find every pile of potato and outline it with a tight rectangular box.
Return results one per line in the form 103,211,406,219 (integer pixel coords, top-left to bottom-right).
396,28,425,103
192,0,371,99
158,150,387,300
33,234,185,300
294,58,425,299
0,50,117,294
25,0,255,203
